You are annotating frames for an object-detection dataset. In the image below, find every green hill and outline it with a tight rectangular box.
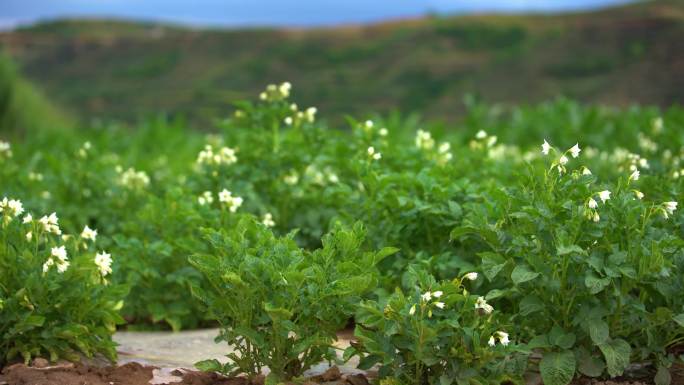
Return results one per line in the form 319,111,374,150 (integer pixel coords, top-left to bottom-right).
0,53,71,136
0,0,682,126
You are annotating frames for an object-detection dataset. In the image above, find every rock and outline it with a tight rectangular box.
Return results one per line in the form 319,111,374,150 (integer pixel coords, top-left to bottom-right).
345,374,369,385
32,358,49,368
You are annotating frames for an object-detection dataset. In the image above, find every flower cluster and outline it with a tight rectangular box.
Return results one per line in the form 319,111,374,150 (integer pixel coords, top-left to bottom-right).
198,191,214,206
470,130,498,149
415,129,435,150
44,245,70,273
78,141,92,158
661,201,678,219
196,144,238,167
487,331,510,347
259,82,291,102
284,104,317,125
0,197,24,223
39,212,61,235
117,167,150,189
283,169,300,185
584,190,611,222
262,213,275,227
94,251,113,277
367,146,382,161
81,225,98,241
436,142,453,164
304,165,339,185
408,290,445,318
218,189,244,212
0,140,12,159
475,296,494,314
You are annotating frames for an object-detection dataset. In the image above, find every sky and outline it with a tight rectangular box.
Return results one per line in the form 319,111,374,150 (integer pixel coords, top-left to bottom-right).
1,0,637,30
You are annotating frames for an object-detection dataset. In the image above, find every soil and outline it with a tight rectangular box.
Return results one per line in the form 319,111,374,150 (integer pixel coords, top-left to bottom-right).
0,363,363,385
1,361,682,385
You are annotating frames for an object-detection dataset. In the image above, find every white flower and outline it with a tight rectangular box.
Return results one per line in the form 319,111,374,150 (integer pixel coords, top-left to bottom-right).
664,201,678,215
39,212,61,235
496,331,510,346
588,198,598,209
569,143,581,158
26,231,32,241
118,167,150,189
629,169,640,181
364,120,374,129
488,335,496,346
56,260,70,273
42,258,54,273
0,197,24,218
367,146,381,160
415,129,435,150
196,145,237,167
262,213,275,227
218,189,243,212
198,191,214,206
598,190,611,203
379,128,388,137
476,130,487,140
592,212,600,222
634,190,644,200
541,140,551,155
284,117,293,125
0,141,11,158
23,213,32,224
475,296,494,314
305,107,317,123
421,291,432,301
409,304,416,316
434,302,445,309
51,246,67,262
283,171,299,185
81,225,98,241
559,155,569,166
432,291,443,298
463,272,478,281
582,167,592,175
94,251,113,276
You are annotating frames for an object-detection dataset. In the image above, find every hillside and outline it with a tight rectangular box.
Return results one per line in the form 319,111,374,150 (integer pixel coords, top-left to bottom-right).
0,0,683,126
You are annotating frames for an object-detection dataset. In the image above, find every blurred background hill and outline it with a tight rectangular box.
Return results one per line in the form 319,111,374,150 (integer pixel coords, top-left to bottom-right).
0,0,683,128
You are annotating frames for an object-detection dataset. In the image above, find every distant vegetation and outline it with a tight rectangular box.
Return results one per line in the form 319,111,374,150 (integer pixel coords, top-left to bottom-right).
0,0,682,127
0,53,70,136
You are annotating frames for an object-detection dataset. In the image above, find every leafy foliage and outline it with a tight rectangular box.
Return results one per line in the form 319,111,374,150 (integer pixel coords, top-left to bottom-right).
0,199,126,366
190,217,394,381
348,268,526,385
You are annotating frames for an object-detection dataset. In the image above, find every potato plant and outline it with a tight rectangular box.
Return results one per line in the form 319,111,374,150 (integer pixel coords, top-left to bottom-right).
190,216,397,382
451,141,684,385
347,268,526,385
0,197,126,366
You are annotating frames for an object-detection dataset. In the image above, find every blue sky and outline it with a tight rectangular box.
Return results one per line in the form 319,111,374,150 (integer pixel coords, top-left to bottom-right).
1,0,636,30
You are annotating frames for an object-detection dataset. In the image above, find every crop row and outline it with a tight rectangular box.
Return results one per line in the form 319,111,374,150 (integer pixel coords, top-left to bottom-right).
1,84,683,384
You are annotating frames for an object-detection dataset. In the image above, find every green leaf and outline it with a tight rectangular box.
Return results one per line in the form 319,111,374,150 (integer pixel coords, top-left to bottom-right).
511,265,540,285
540,351,576,385
264,303,293,321
479,252,507,281
577,348,605,377
598,339,631,377
519,295,544,316
557,245,585,256
195,359,223,373
588,319,609,345
673,314,684,328
585,273,610,294
655,366,671,385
